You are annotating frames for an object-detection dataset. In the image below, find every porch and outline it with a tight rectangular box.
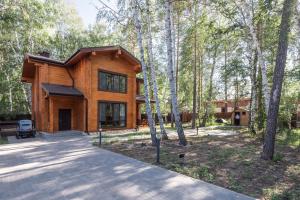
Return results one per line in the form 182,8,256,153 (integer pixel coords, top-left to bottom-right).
42,83,86,133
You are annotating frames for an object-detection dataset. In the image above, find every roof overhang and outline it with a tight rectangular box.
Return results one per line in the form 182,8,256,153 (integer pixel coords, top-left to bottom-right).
42,83,84,97
21,45,141,82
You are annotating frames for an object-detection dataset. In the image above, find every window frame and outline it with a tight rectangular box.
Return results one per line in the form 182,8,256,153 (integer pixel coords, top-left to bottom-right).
98,101,127,129
98,70,127,93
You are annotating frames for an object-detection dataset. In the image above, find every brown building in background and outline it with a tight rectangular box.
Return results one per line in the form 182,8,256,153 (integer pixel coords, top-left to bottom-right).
212,98,251,126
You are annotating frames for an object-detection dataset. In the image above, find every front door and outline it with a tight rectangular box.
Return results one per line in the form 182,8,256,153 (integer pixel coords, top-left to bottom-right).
234,112,240,126
59,109,71,131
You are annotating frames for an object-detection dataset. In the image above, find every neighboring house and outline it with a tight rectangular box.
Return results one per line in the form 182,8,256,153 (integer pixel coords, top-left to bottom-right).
21,46,149,133
212,98,251,126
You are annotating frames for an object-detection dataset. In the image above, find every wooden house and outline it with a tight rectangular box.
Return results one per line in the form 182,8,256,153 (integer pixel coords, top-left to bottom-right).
231,108,249,126
212,98,251,126
21,46,150,133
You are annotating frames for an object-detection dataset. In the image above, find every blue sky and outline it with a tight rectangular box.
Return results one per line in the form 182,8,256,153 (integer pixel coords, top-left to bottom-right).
66,0,118,27
67,0,98,27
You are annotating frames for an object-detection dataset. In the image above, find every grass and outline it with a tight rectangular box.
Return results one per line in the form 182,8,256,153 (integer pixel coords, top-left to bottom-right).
0,136,8,145
100,127,300,199
276,129,300,148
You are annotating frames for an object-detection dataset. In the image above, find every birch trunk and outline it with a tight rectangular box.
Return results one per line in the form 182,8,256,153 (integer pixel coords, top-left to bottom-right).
145,0,168,139
133,0,157,145
4,70,13,112
224,42,228,105
175,11,180,96
262,0,296,160
237,1,270,114
249,50,258,134
164,0,187,145
22,84,31,113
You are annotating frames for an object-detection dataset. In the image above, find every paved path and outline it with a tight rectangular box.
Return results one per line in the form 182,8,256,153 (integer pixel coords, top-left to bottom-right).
0,136,254,200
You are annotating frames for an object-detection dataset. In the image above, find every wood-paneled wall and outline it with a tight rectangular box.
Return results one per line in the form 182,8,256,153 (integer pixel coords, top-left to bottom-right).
30,51,138,132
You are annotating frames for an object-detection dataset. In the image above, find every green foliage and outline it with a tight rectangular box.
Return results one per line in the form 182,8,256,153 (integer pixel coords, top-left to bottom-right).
272,153,284,162
0,137,8,145
276,129,300,148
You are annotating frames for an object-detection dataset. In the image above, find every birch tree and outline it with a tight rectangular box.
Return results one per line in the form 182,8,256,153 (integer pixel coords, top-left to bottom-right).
145,0,168,139
262,0,296,160
164,0,187,145
132,0,157,145
235,0,270,115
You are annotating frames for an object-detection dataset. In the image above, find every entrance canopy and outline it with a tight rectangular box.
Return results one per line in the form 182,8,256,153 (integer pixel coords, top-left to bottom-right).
42,83,84,97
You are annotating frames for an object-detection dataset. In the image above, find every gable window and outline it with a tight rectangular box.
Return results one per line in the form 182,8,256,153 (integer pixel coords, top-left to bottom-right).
99,102,126,128
99,71,127,93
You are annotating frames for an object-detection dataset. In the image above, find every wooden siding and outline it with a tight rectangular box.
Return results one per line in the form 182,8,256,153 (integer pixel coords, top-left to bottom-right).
231,109,249,126
26,50,138,133
49,96,84,132
89,53,136,131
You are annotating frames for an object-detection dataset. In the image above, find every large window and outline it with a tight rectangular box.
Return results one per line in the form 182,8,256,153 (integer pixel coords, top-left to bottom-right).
99,71,127,93
99,102,126,128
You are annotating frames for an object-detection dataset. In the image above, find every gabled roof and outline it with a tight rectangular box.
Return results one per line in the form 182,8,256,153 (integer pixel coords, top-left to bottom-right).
42,83,84,97
22,46,141,81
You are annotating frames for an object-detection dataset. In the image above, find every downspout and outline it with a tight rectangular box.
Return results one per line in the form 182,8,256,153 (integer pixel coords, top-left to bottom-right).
85,98,88,133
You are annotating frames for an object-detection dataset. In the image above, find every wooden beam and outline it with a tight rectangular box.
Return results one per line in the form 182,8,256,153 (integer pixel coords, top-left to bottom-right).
114,49,122,58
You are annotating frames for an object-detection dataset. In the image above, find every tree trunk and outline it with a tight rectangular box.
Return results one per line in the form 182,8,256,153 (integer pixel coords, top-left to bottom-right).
164,0,187,145
198,52,203,126
22,84,31,113
224,42,228,106
191,5,197,129
201,45,217,127
257,65,265,130
175,11,180,96
237,1,270,114
249,50,258,134
133,0,157,145
145,0,168,139
4,70,13,112
262,0,296,160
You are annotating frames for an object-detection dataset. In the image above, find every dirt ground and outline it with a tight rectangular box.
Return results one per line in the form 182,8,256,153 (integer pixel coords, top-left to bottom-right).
101,129,300,200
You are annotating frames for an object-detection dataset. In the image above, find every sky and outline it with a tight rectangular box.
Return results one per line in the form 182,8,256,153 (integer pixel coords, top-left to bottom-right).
65,0,117,28
65,0,98,27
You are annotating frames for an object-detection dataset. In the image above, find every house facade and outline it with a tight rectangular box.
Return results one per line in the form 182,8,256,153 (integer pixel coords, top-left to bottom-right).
21,46,147,133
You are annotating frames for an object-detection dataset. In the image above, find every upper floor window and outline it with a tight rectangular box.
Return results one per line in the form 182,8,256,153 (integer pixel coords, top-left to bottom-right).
99,71,127,93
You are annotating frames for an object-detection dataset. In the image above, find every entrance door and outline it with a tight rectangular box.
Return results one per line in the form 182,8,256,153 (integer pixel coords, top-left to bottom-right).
234,112,240,126
59,109,71,131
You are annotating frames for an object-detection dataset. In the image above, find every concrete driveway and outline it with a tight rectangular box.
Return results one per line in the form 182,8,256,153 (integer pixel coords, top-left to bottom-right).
0,136,254,200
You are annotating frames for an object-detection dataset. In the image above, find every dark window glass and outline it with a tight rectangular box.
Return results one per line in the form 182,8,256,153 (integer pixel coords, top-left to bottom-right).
100,72,107,89
113,104,120,126
99,102,126,128
120,104,126,127
113,75,119,91
106,74,113,90
99,71,127,93
119,76,126,93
